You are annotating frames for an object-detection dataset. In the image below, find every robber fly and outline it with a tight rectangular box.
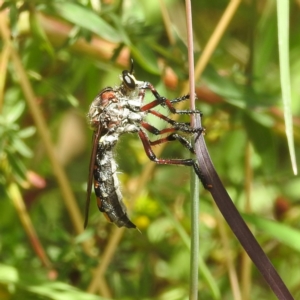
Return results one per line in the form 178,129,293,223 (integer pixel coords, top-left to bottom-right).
84,61,204,229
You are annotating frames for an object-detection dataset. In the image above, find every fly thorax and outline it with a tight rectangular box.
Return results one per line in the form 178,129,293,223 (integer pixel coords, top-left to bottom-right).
99,133,119,147
127,111,143,122
120,99,142,111
122,124,139,133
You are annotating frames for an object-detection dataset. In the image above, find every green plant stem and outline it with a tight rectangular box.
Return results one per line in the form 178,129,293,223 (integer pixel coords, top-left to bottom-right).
241,141,253,300
0,43,10,112
159,200,220,299
185,0,198,298
189,168,199,300
8,182,52,269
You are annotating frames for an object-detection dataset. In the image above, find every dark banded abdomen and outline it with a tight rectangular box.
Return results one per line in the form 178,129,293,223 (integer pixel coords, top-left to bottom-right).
93,147,136,228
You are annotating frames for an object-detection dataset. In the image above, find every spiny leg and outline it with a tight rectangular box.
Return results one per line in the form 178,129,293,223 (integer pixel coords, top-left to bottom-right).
138,129,205,182
140,121,203,154
145,110,204,134
140,82,201,115
137,83,208,186
148,133,196,154
168,94,202,115
170,94,190,104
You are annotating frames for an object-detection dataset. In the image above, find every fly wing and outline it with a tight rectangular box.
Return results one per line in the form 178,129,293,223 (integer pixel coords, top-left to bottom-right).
84,124,102,228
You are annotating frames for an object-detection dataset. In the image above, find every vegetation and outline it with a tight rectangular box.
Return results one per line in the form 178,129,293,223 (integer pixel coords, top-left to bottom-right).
0,0,300,299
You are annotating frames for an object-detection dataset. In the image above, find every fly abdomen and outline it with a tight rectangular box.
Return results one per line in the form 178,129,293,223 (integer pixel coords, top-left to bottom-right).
93,148,136,228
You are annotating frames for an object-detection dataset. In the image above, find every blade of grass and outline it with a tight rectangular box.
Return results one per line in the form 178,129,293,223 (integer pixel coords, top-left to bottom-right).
213,203,242,300
276,0,297,175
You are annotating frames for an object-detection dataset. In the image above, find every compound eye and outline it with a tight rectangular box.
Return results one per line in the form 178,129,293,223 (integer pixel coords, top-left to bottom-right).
122,70,136,90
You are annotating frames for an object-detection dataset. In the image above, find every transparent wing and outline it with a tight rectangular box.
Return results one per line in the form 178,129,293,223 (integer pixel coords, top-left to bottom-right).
84,125,102,228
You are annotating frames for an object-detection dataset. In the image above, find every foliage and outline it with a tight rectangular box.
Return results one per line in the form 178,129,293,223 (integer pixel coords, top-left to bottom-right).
0,0,300,299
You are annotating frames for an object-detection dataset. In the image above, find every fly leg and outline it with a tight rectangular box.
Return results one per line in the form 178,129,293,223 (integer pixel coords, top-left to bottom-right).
169,94,190,104
144,110,204,134
138,129,208,187
140,121,202,154
140,82,201,115
150,132,196,154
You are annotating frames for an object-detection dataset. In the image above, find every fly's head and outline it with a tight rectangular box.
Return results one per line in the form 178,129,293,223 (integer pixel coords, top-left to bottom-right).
119,60,144,96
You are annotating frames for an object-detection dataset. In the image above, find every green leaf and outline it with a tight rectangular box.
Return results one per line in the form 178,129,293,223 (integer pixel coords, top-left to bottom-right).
74,229,94,244
29,10,55,57
12,138,33,158
276,0,297,175
242,214,300,252
0,264,19,283
66,93,79,107
243,112,277,174
6,152,27,181
202,66,248,109
27,282,104,300
54,2,121,43
18,126,36,138
5,101,25,123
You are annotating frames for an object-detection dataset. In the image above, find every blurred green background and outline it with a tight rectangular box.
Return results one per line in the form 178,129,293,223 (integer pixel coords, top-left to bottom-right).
0,0,300,299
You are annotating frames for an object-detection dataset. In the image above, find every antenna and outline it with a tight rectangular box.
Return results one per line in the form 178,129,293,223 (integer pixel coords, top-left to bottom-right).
129,59,134,74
